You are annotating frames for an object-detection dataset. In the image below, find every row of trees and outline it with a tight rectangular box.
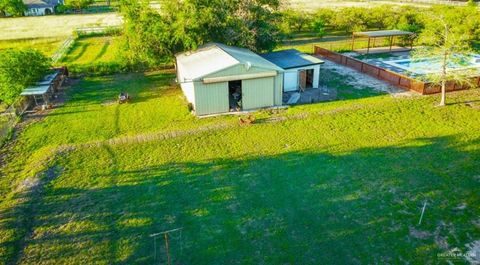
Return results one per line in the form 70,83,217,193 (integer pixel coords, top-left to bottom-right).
280,5,429,38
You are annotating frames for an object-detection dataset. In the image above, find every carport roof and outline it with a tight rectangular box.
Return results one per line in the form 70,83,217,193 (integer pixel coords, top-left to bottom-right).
261,49,324,70
175,43,283,81
353,30,414,38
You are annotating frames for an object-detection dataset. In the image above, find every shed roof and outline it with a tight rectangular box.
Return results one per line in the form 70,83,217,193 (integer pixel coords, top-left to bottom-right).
353,30,414,38
20,85,50,96
261,49,324,70
175,43,283,81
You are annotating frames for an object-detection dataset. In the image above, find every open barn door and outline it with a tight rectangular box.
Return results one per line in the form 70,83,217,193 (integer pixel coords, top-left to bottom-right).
298,70,307,91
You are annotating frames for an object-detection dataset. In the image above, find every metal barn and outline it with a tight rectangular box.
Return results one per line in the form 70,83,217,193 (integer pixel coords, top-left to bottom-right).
175,43,284,116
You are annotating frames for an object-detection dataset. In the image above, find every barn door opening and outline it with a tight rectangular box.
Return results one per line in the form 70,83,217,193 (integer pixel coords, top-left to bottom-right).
298,69,314,92
229,80,242,111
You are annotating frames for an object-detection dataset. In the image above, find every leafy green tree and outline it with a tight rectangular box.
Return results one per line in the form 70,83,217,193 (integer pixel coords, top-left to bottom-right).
65,0,94,11
415,6,477,106
0,49,50,105
333,7,368,33
281,10,312,32
0,0,25,17
312,18,326,38
120,0,172,66
120,0,282,66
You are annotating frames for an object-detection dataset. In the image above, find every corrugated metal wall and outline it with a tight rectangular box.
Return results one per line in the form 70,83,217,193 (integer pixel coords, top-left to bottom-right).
192,64,284,116
194,82,229,115
274,74,283,106
242,77,274,110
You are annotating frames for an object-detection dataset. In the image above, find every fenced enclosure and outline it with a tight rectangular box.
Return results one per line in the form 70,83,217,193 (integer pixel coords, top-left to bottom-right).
0,98,30,146
308,36,411,53
314,46,480,94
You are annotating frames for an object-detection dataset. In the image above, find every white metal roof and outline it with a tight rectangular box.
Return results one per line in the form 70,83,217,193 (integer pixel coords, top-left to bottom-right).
353,30,414,38
175,43,283,82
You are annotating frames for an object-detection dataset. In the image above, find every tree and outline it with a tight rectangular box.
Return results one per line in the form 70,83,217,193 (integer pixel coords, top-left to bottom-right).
65,0,94,11
312,18,326,38
0,0,25,17
333,7,368,33
414,6,477,106
281,10,312,32
119,0,282,66
0,49,50,105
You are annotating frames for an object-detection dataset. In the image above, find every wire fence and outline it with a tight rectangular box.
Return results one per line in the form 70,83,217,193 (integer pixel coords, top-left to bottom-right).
0,98,30,146
311,36,412,53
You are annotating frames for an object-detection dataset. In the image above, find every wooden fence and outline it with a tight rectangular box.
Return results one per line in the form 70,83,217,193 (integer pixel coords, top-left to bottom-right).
314,46,480,95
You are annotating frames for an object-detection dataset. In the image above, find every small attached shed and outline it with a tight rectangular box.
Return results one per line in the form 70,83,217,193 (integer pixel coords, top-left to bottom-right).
175,43,284,116
261,49,324,92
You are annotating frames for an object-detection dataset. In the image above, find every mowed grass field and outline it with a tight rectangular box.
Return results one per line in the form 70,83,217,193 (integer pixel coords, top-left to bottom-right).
60,36,121,64
0,13,122,40
0,38,64,57
0,70,479,264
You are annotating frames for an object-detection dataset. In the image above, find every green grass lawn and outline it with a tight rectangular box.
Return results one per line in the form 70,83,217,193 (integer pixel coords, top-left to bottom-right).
0,38,65,57
60,36,121,64
0,70,479,264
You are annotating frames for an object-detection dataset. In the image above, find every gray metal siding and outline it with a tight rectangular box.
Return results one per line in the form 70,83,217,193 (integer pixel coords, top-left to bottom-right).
194,82,229,115
242,77,275,110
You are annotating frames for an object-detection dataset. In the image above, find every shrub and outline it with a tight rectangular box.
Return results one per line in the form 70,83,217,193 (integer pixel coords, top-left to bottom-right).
0,49,50,105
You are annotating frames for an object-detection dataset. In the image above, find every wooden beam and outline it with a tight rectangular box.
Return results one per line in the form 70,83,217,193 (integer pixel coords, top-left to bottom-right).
389,36,394,52
367,37,371,54
351,34,355,51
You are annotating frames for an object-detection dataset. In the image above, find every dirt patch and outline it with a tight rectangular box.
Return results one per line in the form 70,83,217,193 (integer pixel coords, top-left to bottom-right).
409,226,431,239
101,100,117,106
465,240,480,264
322,60,403,94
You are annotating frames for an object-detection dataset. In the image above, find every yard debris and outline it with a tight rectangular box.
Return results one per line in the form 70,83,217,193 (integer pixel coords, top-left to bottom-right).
409,226,430,239
287,92,301,104
454,203,468,211
101,100,116,106
465,101,480,109
239,115,256,125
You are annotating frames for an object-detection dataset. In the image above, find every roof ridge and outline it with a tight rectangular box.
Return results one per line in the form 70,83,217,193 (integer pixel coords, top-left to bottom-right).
213,43,241,65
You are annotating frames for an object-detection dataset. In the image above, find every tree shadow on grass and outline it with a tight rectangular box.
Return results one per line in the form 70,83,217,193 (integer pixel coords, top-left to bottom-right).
68,42,90,63
93,40,111,62
3,135,480,264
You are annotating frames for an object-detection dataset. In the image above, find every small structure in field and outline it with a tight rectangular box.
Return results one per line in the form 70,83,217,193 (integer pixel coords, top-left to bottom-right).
23,0,64,16
261,49,324,92
20,67,67,107
352,30,415,54
175,43,285,116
